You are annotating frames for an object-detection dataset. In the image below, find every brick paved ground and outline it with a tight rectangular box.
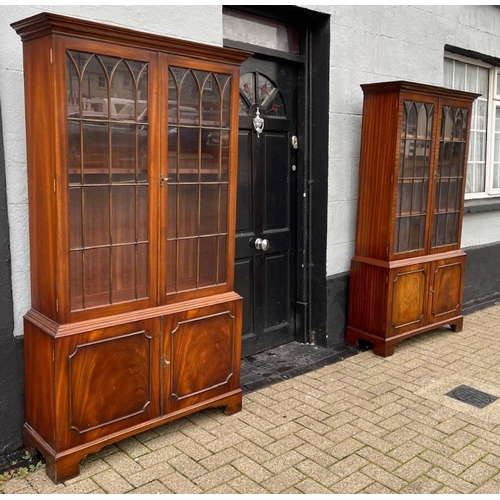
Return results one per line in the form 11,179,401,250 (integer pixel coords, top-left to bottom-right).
2,303,500,494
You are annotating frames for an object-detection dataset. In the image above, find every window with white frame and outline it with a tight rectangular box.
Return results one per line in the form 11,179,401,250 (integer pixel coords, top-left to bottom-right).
444,54,500,198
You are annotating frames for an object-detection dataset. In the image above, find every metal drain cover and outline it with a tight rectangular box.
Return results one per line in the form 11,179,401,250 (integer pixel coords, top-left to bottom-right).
445,385,499,409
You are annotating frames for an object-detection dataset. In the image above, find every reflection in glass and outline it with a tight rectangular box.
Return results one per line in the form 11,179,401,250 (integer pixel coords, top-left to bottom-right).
494,107,500,189
66,50,149,310
432,106,468,248
166,67,232,293
394,101,433,254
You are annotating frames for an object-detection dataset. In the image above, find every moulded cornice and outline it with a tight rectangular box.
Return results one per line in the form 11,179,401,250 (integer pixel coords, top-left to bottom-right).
11,11,252,66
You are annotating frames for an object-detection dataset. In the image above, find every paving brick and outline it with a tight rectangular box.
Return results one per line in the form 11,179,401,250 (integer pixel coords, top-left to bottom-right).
460,461,498,486
329,471,373,494
198,447,243,471
103,451,143,477
434,418,468,435
263,450,305,474
329,454,370,478
261,467,305,493
267,421,303,440
129,480,172,494
352,431,395,454
362,482,396,494
357,446,400,471
399,475,443,494
295,478,333,494
419,449,467,475
394,456,432,482
159,471,202,494
361,463,407,492
384,426,419,446
328,437,365,460
115,437,152,458
194,464,240,490
231,456,273,483
441,430,477,451
167,454,207,480
450,445,487,467
349,417,389,438
295,459,340,487
295,443,338,468
134,445,181,468
472,479,500,494
427,466,476,493
412,434,455,457
293,415,332,434
91,469,133,494
387,440,426,463
265,435,305,456
127,461,175,487
228,475,269,494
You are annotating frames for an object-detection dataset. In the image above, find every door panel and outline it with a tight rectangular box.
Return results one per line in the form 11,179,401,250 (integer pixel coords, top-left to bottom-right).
235,56,298,358
429,257,465,322
389,266,428,335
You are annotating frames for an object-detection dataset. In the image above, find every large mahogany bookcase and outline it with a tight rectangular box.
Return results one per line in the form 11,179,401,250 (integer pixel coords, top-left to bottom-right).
346,81,478,357
12,12,250,483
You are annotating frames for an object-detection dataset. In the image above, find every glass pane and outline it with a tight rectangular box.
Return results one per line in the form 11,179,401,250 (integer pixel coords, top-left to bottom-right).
494,107,500,188
198,236,218,287
112,186,136,244
166,241,177,294
112,245,136,302
177,184,199,238
218,235,227,284
200,185,219,235
176,238,197,291
69,187,82,249
85,247,110,308
70,251,83,311
84,186,110,247
179,70,200,124
223,8,299,54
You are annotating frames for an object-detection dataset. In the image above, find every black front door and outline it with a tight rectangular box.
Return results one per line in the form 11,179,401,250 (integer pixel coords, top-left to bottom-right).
235,56,298,358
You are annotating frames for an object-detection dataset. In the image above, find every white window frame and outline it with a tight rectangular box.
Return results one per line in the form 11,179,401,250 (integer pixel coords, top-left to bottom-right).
444,52,500,199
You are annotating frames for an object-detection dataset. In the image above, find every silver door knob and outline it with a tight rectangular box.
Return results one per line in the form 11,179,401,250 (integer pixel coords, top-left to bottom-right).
254,238,270,251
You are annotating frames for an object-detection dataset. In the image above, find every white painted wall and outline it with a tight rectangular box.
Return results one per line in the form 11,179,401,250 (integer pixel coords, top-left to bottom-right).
315,5,500,276
1,5,499,337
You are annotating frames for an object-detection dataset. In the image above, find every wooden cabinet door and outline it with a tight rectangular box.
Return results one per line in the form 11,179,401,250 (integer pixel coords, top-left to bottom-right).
61,43,159,322
387,263,428,337
56,319,161,449
163,298,242,414
428,255,465,324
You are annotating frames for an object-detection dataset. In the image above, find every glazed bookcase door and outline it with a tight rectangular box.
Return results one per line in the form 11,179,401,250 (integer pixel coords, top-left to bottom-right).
61,41,159,321
160,55,238,304
392,97,437,259
430,100,471,254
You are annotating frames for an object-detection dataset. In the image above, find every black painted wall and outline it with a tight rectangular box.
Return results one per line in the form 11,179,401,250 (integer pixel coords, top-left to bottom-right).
0,106,24,456
462,242,500,312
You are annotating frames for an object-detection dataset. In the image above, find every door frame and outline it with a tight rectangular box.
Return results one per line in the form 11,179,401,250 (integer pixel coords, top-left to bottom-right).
223,6,331,347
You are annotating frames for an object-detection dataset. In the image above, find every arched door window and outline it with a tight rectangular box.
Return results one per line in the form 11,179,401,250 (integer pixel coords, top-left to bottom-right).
239,72,286,118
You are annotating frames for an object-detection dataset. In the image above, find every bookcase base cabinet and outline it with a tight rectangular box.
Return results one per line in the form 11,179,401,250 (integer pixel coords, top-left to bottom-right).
346,252,465,357
22,295,242,484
